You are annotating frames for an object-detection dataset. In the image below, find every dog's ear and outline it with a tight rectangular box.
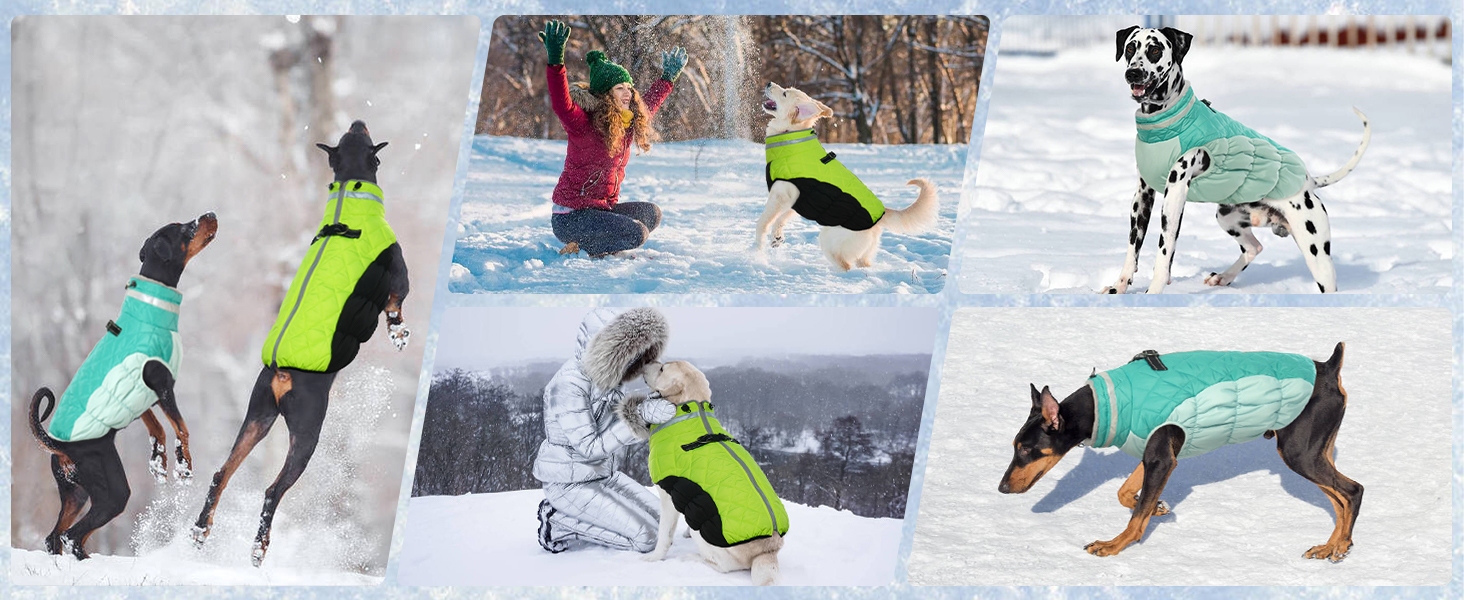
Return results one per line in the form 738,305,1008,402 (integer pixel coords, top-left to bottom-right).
794,101,830,122
372,141,388,154
316,143,338,156
140,232,179,264
1039,385,1062,432
1159,27,1193,65
658,376,685,400
1115,26,1140,61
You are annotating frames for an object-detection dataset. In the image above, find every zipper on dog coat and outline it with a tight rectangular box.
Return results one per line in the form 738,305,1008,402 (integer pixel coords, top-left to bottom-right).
649,401,789,547
1086,350,1316,459
1135,86,1309,204
48,276,183,442
262,180,398,373
765,129,884,231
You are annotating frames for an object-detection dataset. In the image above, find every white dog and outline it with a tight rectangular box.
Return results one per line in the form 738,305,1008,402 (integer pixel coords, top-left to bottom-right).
618,360,786,585
754,82,939,271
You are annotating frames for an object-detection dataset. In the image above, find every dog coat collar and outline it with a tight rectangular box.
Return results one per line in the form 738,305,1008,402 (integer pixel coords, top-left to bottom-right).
649,400,713,437
124,275,183,319
1085,371,1119,448
328,179,385,205
1134,85,1199,143
765,128,818,150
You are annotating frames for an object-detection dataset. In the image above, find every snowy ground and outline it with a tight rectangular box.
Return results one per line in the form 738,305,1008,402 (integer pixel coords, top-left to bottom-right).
397,489,903,586
960,46,1451,294
450,136,964,294
908,308,1451,586
11,549,380,586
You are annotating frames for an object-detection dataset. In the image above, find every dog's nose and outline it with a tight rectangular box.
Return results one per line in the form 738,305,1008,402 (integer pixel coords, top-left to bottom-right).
349,120,369,134
1125,69,1146,84
998,481,1011,494
765,82,772,90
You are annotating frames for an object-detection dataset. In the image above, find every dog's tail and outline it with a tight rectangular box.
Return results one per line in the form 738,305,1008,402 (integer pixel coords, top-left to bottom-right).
1312,108,1370,188
878,178,939,234
30,388,66,455
750,550,780,586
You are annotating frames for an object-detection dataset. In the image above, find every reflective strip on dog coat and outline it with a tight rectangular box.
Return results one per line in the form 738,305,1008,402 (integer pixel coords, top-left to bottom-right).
1135,86,1308,204
649,401,789,547
49,277,183,442
262,180,397,373
765,129,884,231
1087,350,1315,459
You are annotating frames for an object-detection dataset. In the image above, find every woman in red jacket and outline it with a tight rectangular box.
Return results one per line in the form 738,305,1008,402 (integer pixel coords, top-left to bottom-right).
539,21,687,257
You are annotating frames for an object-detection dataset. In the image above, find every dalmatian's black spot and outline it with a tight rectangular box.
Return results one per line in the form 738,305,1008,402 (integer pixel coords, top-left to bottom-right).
1168,171,1178,183
1227,229,1240,237
1129,230,1136,244
1218,204,1233,216
1324,241,1330,255
1320,203,1327,214
1305,196,1314,209
1133,201,1139,212
1318,282,1325,293
1200,154,1210,170
1310,244,1318,256
1106,288,1117,294
1305,221,1316,234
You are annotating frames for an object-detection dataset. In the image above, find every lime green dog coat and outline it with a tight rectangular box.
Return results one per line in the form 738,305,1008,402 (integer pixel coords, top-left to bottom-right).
1088,350,1316,459
765,128,885,231
262,180,398,373
48,277,183,442
649,401,789,547
1135,86,1308,204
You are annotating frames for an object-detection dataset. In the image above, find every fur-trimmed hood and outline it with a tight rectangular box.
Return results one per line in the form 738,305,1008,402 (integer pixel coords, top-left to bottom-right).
576,308,669,392
567,82,607,113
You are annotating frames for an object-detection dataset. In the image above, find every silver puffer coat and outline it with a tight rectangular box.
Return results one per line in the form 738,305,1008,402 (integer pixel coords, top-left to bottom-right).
532,308,668,484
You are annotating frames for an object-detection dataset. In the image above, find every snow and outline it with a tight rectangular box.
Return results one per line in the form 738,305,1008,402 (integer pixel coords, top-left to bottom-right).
909,308,1451,586
959,46,1451,293
450,136,963,293
11,549,380,586
397,489,903,586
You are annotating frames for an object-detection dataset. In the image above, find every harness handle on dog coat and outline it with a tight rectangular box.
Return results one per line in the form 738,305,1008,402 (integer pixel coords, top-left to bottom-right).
1131,349,1168,371
312,222,363,244
681,433,737,452
820,152,837,164
106,320,122,336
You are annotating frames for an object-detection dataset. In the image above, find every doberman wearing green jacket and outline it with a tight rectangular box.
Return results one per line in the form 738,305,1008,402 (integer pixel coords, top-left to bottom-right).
1100,27,1370,295
192,121,412,567
998,344,1362,563
29,213,218,559
626,361,787,586
754,82,939,271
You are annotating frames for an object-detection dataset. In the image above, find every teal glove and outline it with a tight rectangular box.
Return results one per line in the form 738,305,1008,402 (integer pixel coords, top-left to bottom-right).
538,20,569,66
660,46,687,82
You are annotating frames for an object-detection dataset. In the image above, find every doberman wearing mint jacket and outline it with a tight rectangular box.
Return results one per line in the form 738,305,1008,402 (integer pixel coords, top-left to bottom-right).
999,345,1362,562
192,121,412,567
539,20,687,257
29,213,217,559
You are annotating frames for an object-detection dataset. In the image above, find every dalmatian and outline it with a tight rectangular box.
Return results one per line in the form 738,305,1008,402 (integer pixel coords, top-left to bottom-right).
1100,26,1370,294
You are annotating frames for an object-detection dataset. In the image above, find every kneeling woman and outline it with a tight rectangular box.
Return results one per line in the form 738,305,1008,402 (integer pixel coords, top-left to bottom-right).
538,20,687,256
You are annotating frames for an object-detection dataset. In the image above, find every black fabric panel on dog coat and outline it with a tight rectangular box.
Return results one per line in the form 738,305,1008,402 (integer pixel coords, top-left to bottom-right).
766,165,879,231
657,475,732,548
326,248,393,373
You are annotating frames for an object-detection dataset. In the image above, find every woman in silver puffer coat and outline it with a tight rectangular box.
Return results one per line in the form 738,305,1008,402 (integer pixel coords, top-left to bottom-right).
534,308,675,553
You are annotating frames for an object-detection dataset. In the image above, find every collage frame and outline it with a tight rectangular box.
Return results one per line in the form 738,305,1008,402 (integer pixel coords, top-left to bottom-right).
2,0,1459,598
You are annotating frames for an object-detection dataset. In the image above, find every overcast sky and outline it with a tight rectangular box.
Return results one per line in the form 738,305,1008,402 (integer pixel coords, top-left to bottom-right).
431,307,939,372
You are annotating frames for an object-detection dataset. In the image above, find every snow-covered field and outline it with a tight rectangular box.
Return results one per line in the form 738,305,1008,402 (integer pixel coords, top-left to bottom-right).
11,549,381,586
397,489,903,586
960,47,1451,293
450,136,964,294
908,308,1451,586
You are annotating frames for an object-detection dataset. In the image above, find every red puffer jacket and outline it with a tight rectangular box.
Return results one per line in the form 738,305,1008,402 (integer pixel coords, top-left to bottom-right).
547,64,674,211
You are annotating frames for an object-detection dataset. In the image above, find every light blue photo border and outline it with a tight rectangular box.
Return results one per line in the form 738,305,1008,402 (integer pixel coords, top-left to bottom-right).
1,1,1457,598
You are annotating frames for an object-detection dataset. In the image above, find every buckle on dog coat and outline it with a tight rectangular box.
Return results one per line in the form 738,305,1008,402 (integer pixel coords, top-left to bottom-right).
681,433,737,452
312,223,363,244
1131,349,1167,371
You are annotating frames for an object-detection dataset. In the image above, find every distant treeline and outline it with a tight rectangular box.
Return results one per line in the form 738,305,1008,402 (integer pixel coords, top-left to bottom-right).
413,360,929,519
478,15,988,144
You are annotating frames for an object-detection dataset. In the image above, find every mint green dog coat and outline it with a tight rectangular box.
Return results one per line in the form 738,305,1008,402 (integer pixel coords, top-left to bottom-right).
1087,350,1316,459
1135,86,1308,204
48,276,183,442
649,401,789,547
766,128,885,231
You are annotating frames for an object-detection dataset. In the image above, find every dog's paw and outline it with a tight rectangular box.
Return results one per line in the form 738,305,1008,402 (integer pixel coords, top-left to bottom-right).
1099,282,1128,294
1204,272,1234,287
190,525,210,548
1083,538,1130,557
174,461,194,484
1153,500,1170,516
251,540,268,567
641,550,669,562
770,234,784,248
1304,540,1351,562
389,322,411,351
149,454,169,483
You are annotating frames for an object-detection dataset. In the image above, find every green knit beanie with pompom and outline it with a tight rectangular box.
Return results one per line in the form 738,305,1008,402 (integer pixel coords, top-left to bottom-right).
586,50,634,96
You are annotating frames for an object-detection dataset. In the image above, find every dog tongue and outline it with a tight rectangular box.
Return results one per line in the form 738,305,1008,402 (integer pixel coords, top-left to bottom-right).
763,100,777,110
1131,84,1146,96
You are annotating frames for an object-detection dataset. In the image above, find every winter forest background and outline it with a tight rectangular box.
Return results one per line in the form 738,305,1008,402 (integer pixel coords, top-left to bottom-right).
412,308,937,520
10,16,476,577
478,15,988,144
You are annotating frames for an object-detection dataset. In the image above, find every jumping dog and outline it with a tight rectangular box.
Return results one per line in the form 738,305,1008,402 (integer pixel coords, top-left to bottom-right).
1100,27,1370,294
191,121,411,566
29,213,219,559
998,344,1362,561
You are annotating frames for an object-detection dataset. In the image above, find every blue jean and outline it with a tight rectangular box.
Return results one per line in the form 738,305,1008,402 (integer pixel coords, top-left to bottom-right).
551,202,662,256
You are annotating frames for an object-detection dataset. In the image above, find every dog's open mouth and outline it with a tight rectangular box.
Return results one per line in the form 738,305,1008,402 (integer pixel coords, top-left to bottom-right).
1130,82,1149,98
762,99,778,112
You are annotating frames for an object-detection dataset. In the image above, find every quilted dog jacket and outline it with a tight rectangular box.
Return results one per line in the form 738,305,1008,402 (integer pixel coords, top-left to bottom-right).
765,128,884,231
1135,86,1308,205
262,180,397,373
649,401,789,547
1087,350,1315,459
49,276,183,442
